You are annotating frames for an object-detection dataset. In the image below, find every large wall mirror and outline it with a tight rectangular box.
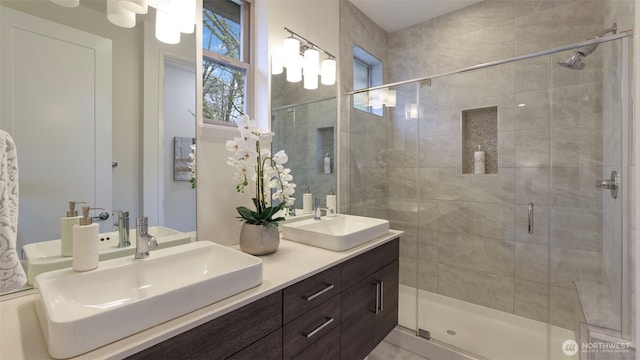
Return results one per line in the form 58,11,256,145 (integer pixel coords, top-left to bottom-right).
271,71,337,209
0,0,196,295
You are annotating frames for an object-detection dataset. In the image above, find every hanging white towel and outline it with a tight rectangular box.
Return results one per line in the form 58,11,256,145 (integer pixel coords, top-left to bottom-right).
0,129,26,292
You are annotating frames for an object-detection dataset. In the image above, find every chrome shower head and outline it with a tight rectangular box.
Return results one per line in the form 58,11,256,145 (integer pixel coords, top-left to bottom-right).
558,53,586,70
557,23,617,70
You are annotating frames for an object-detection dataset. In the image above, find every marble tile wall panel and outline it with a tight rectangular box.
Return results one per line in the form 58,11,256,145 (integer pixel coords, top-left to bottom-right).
515,56,550,93
438,263,514,313
551,82,603,129
438,232,515,276
551,166,603,208
436,201,515,240
550,247,603,288
515,167,550,206
550,207,603,251
514,279,549,322
514,129,550,167
515,90,551,131
515,242,549,284
550,284,580,329
514,0,605,55
436,0,515,41
423,168,516,204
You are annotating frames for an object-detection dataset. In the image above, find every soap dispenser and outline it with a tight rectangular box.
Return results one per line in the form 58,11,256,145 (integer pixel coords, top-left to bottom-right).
61,201,84,257
326,190,337,217
303,187,312,214
72,206,100,272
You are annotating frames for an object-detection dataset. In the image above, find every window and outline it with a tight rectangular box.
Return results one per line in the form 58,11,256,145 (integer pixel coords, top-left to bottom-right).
202,0,250,124
353,45,383,116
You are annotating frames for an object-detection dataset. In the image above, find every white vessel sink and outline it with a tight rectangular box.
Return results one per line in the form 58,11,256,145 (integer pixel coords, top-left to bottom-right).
34,241,262,359
281,214,390,251
23,226,192,285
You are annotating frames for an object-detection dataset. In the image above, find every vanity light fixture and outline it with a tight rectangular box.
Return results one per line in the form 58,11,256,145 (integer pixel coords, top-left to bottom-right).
320,57,336,85
303,48,320,89
278,27,336,89
107,0,136,28
49,0,196,45
118,0,148,14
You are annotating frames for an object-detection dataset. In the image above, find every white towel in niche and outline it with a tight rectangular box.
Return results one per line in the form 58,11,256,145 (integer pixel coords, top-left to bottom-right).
0,129,26,292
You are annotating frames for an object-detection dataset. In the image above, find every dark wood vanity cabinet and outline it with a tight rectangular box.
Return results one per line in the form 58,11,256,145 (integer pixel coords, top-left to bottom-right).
128,238,399,360
341,241,399,360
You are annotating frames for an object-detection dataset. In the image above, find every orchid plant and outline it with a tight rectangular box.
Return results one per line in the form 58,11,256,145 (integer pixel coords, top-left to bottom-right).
188,143,196,189
226,115,296,226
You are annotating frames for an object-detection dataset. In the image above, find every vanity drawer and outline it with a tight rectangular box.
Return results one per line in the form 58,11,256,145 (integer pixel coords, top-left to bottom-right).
283,294,341,359
283,265,341,324
127,292,282,360
291,326,340,360
228,328,282,360
341,239,399,290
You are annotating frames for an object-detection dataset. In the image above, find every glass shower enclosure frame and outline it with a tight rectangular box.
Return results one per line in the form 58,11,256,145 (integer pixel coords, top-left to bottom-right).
347,33,632,360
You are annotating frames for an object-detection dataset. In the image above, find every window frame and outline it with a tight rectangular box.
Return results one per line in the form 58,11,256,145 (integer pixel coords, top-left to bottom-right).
352,45,383,117
202,0,253,126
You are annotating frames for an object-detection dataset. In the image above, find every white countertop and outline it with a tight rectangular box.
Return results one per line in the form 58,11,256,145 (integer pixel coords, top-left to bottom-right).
0,232,401,360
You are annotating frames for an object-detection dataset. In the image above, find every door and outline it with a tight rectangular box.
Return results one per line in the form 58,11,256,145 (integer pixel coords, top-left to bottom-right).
0,6,112,245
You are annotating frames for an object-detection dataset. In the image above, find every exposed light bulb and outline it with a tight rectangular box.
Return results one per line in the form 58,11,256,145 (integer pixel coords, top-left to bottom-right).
283,37,300,69
286,55,303,83
155,7,180,44
107,0,136,28
303,48,319,90
320,58,336,85
178,0,196,34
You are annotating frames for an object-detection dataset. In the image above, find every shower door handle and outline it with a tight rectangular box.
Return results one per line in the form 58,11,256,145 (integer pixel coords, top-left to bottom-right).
528,202,534,235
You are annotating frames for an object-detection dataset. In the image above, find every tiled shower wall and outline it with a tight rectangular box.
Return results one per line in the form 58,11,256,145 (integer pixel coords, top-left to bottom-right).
271,73,338,205
342,0,633,331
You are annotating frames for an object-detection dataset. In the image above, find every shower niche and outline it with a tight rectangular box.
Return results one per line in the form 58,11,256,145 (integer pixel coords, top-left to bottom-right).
316,126,335,175
462,106,498,175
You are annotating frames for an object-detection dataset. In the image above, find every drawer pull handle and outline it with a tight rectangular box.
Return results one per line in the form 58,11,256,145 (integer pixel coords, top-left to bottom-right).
374,280,384,314
303,317,334,338
303,283,335,301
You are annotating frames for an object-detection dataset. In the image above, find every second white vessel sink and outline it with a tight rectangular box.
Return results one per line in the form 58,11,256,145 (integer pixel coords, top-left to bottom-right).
281,214,390,251
34,241,263,359
23,226,192,285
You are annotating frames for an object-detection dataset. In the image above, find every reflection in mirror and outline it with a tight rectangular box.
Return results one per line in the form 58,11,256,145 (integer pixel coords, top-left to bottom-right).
271,72,337,210
0,0,196,295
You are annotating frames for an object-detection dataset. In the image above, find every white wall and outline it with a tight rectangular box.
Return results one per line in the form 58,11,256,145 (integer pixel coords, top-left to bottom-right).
163,60,196,232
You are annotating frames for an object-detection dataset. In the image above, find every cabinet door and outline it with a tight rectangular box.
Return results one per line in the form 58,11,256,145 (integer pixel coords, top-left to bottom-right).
373,259,399,344
340,276,376,359
341,258,399,360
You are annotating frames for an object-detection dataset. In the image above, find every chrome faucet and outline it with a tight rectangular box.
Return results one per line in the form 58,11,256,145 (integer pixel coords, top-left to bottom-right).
135,216,157,259
313,196,335,220
113,210,131,248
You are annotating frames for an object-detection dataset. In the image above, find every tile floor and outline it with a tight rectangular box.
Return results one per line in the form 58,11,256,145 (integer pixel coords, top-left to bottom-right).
369,341,429,360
